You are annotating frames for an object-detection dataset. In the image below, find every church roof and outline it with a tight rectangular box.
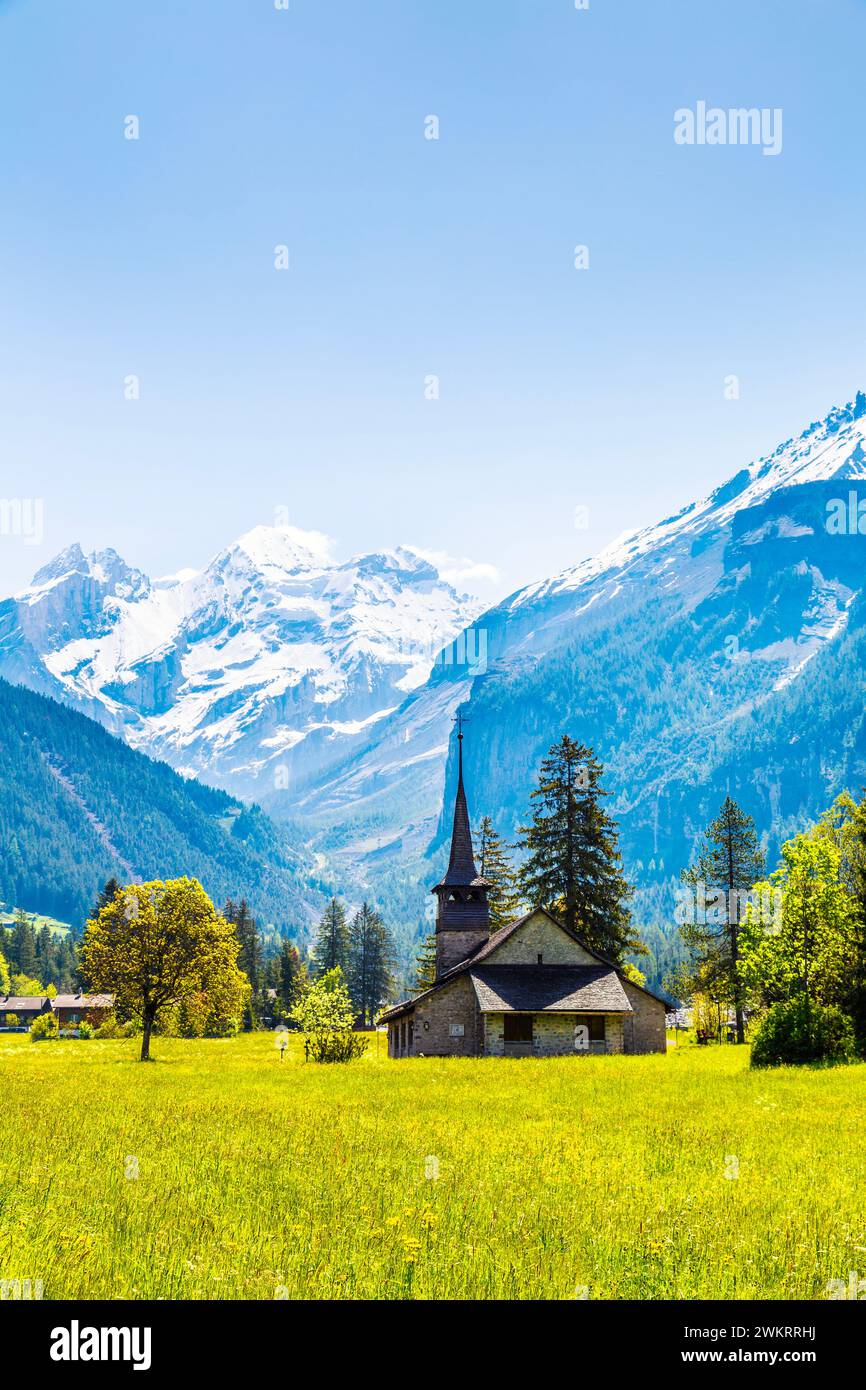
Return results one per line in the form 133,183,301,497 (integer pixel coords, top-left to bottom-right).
379,906,673,1021
469,964,632,1014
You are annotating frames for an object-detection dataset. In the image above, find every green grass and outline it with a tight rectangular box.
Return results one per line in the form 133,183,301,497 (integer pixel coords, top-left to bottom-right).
0,908,71,937
1,1032,864,1300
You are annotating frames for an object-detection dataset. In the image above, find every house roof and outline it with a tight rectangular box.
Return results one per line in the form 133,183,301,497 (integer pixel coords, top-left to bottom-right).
0,996,49,1011
380,905,672,1022
51,994,115,1010
469,964,632,1015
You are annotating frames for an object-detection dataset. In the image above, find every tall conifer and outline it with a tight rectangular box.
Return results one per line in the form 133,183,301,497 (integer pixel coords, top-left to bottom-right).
517,735,639,965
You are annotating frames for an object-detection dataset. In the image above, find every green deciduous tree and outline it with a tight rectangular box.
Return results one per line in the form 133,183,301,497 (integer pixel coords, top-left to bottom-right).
739,834,858,1019
678,796,764,1043
517,735,639,965
811,792,866,1049
79,877,250,1061
290,967,368,1063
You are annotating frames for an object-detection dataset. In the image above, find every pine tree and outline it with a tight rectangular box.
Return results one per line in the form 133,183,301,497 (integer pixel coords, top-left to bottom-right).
276,938,305,1016
312,897,349,977
91,878,122,921
517,735,639,965
414,931,438,992
348,903,396,1027
224,898,263,1029
476,816,521,929
10,910,37,977
679,795,764,1043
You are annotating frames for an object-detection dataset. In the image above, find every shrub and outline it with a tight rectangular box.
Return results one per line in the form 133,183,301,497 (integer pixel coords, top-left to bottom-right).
751,998,857,1068
4,1013,19,1029
291,968,368,1063
78,1021,94,1040
307,1032,369,1063
30,1012,59,1044
93,1016,138,1039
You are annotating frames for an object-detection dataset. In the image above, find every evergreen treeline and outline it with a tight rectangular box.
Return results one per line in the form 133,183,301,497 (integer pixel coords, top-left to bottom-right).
0,676,322,936
0,908,79,993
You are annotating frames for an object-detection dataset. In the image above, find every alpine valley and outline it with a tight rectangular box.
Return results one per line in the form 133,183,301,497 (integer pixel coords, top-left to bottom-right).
3,392,866,986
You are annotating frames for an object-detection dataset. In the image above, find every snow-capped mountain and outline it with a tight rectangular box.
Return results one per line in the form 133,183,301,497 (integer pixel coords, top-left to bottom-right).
4,392,866,951
283,392,866,902
0,526,481,796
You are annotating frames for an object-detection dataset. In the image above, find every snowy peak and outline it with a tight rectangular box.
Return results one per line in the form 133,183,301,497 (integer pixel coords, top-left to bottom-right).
0,522,482,796
23,544,149,603
510,390,866,614
230,524,335,576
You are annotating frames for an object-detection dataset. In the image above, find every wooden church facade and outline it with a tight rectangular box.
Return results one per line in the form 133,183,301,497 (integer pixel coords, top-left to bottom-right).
380,733,668,1059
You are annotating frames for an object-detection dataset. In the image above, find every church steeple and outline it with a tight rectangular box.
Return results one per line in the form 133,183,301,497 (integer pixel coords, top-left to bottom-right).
432,717,490,978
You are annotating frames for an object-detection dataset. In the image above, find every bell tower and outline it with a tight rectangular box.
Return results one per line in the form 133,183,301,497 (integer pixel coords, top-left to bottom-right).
432,716,490,978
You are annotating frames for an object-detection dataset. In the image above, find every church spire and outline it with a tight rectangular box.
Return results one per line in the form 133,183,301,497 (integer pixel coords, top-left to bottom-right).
432,714,490,977
440,718,480,885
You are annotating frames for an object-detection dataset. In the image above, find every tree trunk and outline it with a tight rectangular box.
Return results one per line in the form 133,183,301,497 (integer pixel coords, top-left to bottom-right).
141,1012,154,1061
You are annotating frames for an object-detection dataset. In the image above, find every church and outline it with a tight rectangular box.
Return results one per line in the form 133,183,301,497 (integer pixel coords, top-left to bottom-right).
380,731,669,1058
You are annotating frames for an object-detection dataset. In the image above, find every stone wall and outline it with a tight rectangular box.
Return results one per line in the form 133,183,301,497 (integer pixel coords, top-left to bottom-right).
409,974,482,1057
435,927,489,978
484,911,598,966
621,979,667,1053
483,1011,625,1057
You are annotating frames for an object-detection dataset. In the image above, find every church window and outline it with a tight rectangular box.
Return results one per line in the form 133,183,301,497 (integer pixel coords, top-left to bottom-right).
504,1014,533,1043
575,1014,606,1041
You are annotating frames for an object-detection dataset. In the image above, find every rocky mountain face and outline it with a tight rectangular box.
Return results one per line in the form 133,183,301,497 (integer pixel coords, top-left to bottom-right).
282,392,866,921
0,527,479,801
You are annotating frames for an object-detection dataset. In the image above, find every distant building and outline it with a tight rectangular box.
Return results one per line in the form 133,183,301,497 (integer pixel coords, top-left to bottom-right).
0,994,115,1030
51,994,115,1028
379,731,669,1058
0,996,51,1027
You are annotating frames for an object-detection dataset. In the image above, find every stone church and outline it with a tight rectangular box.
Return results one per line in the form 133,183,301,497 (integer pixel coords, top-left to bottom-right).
381,732,668,1058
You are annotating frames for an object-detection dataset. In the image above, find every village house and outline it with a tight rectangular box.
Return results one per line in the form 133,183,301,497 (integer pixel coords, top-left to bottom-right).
0,994,115,1030
380,732,669,1058
0,996,51,1028
51,994,115,1029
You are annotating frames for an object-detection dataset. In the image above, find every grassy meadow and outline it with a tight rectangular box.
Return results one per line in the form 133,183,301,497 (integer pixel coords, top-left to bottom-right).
1,1032,864,1301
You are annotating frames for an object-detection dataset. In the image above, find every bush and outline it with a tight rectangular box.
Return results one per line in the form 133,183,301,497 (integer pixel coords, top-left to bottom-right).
78,1021,94,1039
4,1013,19,1029
751,998,857,1068
30,1012,59,1044
93,1016,138,1039
306,1032,369,1063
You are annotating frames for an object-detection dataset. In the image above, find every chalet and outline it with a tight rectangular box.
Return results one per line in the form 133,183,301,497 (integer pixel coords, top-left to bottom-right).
380,731,669,1058
0,994,115,1030
0,996,51,1027
51,994,115,1028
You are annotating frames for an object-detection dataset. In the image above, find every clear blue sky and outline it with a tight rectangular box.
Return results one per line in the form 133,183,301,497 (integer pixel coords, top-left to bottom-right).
1,0,864,600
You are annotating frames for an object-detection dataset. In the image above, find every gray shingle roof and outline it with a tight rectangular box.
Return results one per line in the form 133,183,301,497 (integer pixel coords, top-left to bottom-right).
0,996,49,1012
51,994,115,1010
469,964,632,1014
379,906,673,1022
